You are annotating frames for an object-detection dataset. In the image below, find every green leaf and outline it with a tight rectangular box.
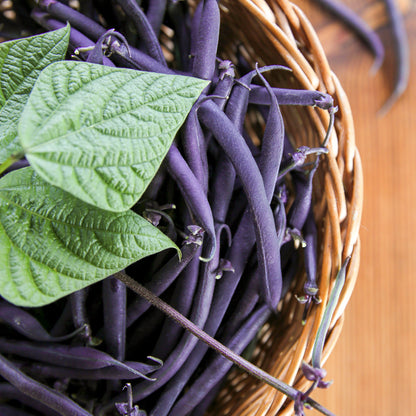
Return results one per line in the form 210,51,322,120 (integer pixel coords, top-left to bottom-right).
19,61,209,212
0,25,70,163
0,167,179,307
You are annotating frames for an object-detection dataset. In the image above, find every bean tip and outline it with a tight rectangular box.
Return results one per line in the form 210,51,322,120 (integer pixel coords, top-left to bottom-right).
369,54,384,76
377,86,406,117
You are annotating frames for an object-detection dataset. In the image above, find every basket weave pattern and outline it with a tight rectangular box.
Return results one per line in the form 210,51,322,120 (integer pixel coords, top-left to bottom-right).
208,0,363,415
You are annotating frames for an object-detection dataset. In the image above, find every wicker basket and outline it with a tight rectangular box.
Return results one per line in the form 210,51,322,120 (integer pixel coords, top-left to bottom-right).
206,0,363,415
0,1,362,414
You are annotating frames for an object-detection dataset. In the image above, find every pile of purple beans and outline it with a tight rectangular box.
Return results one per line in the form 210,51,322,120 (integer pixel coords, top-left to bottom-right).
0,1,344,415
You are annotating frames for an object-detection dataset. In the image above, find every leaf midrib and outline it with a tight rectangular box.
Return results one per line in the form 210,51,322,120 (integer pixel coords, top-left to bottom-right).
0,188,145,235
24,66,199,154
0,196,147,279
0,218,98,285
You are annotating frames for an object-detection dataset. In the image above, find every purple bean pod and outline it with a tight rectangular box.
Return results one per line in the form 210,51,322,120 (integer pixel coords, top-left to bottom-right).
37,0,107,40
102,277,127,362
189,383,223,416
166,305,270,416
156,161,287,416
165,144,216,260
49,300,73,337
275,184,288,241
0,301,82,342
310,0,385,73
182,96,210,193
220,187,287,340
150,247,202,360
143,206,178,242
210,65,286,223
114,0,167,65
30,10,115,66
145,0,167,37
0,383,62,416
219,190,286,342
296,207,321,324
126,230,203,328
255,67,285,209
31,6,172,74
111,274,337,416
69,289,94,345
85,29,129,65
190,0,220,80
112,41,175,73
199,100,282,309
0,354,92,416
227,64,288,130
0,338,153,379
190,0,204,50
216,266,260,342
211,60,236,108
245,66,285,307
4,158,30,173
127,224,226,402
379,0,410,114
249,85,334,109
200,60,236,170
22,357,161,381
287,156,320,231
167,0,192,71
280,154,323,276
189,61,237,195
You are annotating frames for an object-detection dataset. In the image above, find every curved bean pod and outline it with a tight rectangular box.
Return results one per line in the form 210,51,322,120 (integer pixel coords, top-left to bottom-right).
199,100,282,309
69,289,93,344
310,0,385,73
190,0,220,80
167,305,270,416
22,358,161,381
249,85,334,109
38,0,106,40
126,234,202,328
165,144,216,260
150,247,202,359
0,354,92,416
0,301,79,343
130,224,226,402
0,383,62,416
146,0,167,37
182,100,209,192
0,339,152,379
114,0,167,65
102,277,127,362
30,10,114,66
379,0,410,114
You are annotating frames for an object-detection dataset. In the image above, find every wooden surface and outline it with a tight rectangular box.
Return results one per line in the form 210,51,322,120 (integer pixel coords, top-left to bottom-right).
291,1,416,415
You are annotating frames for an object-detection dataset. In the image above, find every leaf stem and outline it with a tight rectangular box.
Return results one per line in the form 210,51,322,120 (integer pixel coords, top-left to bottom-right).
0,153,25,176
115,271,336,416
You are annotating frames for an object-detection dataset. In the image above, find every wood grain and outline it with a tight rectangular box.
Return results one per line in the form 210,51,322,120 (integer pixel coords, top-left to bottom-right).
290,1,416,415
